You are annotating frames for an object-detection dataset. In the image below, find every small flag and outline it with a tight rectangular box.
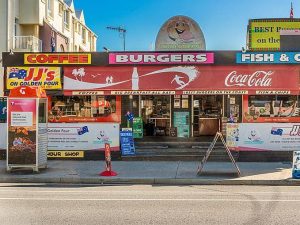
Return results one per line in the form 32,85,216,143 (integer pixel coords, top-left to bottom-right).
290,2,294,18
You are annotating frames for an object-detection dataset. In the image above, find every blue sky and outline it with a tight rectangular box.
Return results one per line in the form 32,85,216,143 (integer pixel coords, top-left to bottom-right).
74,0,295,51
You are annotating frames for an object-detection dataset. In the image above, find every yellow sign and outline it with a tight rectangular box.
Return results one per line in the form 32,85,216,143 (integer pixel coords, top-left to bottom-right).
24,53,91,64
7,67,62,89
249,20,300,50
47,151,84,158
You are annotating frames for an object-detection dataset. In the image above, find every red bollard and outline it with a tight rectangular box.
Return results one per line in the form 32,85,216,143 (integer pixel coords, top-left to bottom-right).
99,143,118,176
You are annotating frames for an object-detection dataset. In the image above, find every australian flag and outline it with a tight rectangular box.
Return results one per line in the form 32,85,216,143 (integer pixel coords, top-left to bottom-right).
9,68,27,79
77,126,89,135
271,127,283,136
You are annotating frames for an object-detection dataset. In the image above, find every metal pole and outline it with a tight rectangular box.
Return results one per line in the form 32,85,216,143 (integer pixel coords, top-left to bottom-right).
106,26,126,51
123,30,126,51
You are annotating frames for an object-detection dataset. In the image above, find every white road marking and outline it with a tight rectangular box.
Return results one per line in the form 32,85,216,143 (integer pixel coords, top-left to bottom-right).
0,197,299,202
0,190,299,195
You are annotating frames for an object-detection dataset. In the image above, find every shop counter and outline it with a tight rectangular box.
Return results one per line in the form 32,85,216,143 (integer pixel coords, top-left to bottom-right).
148,117,170,127
199,118,219,135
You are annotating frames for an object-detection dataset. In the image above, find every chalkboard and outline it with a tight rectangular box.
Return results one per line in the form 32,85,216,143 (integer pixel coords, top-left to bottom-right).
169,127,177,137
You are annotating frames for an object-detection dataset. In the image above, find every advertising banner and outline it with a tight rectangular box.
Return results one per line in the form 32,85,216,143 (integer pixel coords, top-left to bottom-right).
7,67,61,89
133,117,143,138
47,151,84,158
64,65,299,93
249,20,300,50
242,95,300,123
8,99,37,165
109,53,214,64
24,53,91,65
47,123,120,151
237,52,300,64
292,151,300,178
155,15,206,51
0,98,7,120
227,123,300,151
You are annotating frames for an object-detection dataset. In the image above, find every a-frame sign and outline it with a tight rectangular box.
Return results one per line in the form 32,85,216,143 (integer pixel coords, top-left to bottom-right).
197,131,241,176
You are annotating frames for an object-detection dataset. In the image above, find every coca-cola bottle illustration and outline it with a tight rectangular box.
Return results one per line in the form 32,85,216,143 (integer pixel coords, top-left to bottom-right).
132,67,139,90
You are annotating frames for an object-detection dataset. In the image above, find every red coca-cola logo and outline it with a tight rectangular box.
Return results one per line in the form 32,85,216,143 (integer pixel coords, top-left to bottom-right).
225,71,273,87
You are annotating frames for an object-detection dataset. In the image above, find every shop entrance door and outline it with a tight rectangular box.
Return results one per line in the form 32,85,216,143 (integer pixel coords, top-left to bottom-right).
141,95,171,136
192,95,222,136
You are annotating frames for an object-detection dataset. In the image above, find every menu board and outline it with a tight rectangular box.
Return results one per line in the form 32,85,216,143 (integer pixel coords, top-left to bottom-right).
120,131,135,155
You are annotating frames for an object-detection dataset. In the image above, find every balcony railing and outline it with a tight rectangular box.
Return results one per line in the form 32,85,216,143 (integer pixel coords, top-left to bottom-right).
13,36,42,52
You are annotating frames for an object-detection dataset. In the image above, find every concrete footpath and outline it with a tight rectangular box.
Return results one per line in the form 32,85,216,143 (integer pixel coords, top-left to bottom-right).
0,160,299,185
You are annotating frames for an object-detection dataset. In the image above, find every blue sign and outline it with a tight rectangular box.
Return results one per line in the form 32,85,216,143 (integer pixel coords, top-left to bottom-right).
292,151,300,179
236,52,300,64
120,131,135,155
0,99,7,120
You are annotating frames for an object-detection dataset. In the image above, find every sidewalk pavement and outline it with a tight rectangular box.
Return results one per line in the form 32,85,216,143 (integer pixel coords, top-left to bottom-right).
0,160,299,185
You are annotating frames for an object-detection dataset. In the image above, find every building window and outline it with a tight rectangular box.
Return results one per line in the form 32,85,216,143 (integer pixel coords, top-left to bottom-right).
47,0,54,17
88,32,91,43
59,3,63,16
64,10,69,29
59,44,65,52
14,18,19,37
74,22,77,32
82,28,86,44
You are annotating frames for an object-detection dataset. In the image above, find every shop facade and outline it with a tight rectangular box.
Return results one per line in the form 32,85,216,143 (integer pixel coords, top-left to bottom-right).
2,51,300,158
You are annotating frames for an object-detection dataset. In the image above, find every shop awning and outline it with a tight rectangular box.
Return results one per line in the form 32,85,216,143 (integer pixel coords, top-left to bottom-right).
63,65,300,95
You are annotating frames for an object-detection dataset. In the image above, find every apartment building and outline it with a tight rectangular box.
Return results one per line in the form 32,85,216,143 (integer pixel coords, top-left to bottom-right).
0,0,98,96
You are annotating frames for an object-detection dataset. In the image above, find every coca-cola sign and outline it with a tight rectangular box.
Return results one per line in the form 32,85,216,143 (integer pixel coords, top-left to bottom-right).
63,66,298,93
225,70,273,87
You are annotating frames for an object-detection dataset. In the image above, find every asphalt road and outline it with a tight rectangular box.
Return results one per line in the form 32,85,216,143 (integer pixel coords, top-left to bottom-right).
0,184,299,225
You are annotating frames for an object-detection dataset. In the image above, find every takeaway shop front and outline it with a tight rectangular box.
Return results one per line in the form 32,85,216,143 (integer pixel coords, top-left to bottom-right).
62,52,300,141
2,51,300,157
2,52,121,159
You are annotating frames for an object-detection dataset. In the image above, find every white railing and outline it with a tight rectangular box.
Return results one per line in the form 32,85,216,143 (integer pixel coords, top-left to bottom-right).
13,36,42,52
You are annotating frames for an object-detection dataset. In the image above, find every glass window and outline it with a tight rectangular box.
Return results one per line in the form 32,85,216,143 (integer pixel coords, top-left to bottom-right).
247,95,299,118
58,3,63,15
82,28,86,43
64,10,69,28
47,0,53,17
49,95,117,122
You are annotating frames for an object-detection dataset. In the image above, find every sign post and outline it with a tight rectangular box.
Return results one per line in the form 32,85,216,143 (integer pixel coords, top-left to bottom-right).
133,117,143,138
120,130,135,156
7,86,48,172
99,143,118,176
292,151,300,179
197,128,241,176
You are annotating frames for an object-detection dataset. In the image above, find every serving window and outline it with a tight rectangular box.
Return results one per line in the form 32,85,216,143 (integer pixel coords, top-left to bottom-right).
48,95,121,123
243,95,299,122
